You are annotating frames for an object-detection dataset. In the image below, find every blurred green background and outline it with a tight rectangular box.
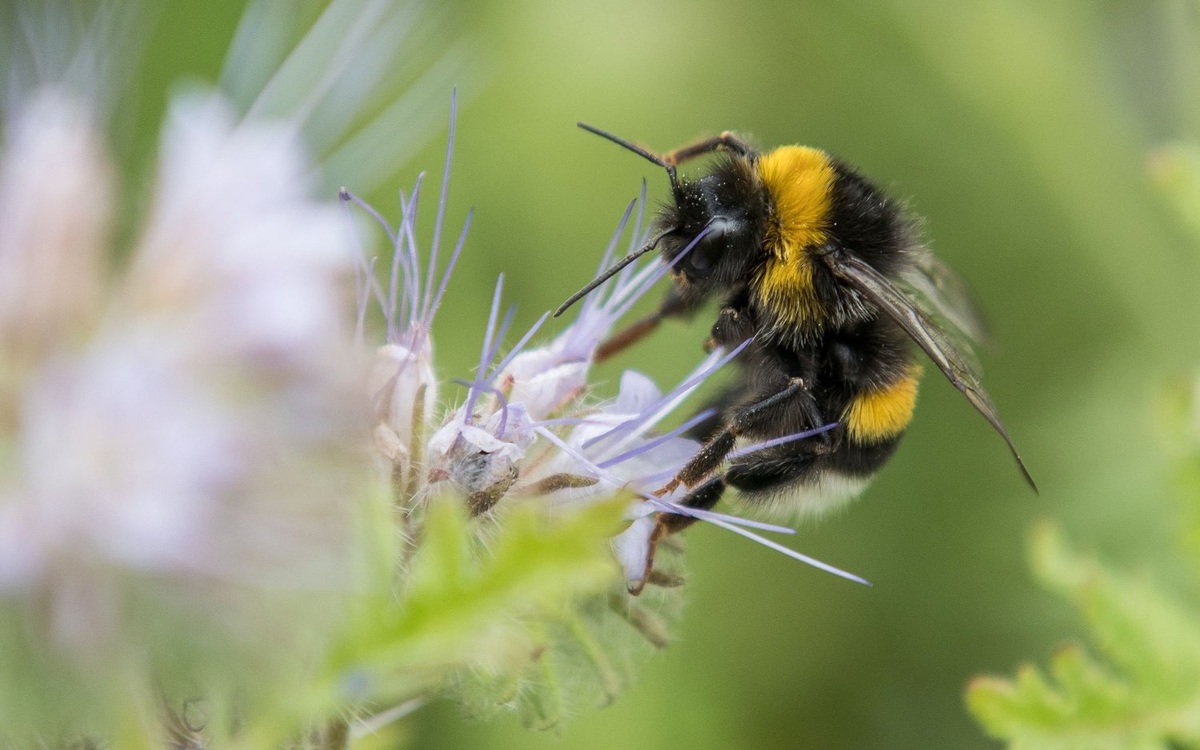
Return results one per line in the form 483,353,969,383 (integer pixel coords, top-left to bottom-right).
129,1,1198,747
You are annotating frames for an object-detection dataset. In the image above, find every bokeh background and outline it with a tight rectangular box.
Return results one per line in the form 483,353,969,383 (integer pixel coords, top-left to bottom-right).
120,1,1198,747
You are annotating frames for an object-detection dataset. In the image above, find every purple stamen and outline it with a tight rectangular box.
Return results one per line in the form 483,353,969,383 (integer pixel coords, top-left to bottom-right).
638,334,747,427
595,408,715,469
584,338,749,452
628,180,648,257
481,276,505,361
598,239,666,314
608,223,713,323
645,498,796,535
465,275,506,424
598,199,637,275
483,384,512,437
338,188,389,326
355,255,378,347
340,187,397,245
423,89,456,325
699,516,871,586
399,178,424,333
452,378,512,437
489,311,551,381
581,198,638,318
615,206,652,291
534,416,612,428
424,208,472,330
466,304,517,416
602,254,664,319
535,428,780,532
532,424,739,530
728,422,840,460
339,189,370,342
635,466,689,486
485,307,517,374
591,219,709,326
393,189,417,338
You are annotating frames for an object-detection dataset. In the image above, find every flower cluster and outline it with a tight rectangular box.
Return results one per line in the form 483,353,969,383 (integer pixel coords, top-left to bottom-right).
0,88,367,594
348,102,867,600
0,88,373,740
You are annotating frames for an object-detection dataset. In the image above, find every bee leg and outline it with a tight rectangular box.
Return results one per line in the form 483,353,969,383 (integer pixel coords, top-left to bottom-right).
704,306,755,351
658,476,727,534
662,132,755,166
684,382,747,443
595,315,661,362
724,454,821,495
596,285,695,363
658,377,816,496
630,476,727,595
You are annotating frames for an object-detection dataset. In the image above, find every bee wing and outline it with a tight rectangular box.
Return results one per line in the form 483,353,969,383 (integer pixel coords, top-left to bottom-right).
901,250,992,348
827,254,1037,491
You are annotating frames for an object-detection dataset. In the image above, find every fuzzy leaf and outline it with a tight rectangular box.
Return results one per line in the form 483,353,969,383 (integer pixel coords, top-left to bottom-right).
1031,524,1200,702
328,496,625,705
450,539,687,730
968,651,1157,750
968,523,1200,749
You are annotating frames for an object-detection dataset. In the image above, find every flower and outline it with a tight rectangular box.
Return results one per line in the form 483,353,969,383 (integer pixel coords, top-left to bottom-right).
0,89,372,744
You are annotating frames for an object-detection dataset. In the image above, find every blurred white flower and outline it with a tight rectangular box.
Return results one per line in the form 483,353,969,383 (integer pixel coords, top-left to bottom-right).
0,90,369,655
0,91,111,384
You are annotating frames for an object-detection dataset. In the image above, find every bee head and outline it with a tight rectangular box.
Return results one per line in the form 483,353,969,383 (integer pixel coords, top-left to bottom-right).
658,163,766,295
553,125,765,318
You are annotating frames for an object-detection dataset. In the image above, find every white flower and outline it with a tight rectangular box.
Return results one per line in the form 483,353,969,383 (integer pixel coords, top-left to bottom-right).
369,338,438,468
0,91,369,654
0,91,112,379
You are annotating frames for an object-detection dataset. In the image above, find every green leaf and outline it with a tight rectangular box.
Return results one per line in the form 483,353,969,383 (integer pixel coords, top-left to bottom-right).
1031,524,1200,702
450,536,687,730
967,523,1200,749
968,651,1155,750
327,496,626,705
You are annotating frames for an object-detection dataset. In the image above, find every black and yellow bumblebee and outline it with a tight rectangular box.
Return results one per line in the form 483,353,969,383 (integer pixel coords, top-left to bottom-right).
555,124,1035,588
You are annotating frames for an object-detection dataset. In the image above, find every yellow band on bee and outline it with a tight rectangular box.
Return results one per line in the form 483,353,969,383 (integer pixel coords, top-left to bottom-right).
843,366,923,443
753,146,835,326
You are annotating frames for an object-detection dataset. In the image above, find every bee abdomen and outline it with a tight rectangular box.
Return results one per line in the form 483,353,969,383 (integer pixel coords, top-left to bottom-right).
841,365,922,444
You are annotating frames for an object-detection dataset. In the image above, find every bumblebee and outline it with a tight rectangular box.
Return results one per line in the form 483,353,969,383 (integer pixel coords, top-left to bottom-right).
555,125,1035,591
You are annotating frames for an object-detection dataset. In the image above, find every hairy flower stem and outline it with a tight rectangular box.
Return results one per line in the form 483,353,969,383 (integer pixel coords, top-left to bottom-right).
316,718,349,750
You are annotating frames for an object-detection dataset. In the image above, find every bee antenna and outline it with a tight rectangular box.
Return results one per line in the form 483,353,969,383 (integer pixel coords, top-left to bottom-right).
553,227,673,317
578,122,679,189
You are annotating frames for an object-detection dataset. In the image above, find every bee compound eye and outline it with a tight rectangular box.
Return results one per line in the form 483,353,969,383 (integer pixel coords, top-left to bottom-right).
685,221,733,276
686,245,714,273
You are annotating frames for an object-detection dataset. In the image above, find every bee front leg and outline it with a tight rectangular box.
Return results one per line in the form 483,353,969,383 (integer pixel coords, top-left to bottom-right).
704,305,755,352
662,131,755,165
629,476,727,595
596,285,696,362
